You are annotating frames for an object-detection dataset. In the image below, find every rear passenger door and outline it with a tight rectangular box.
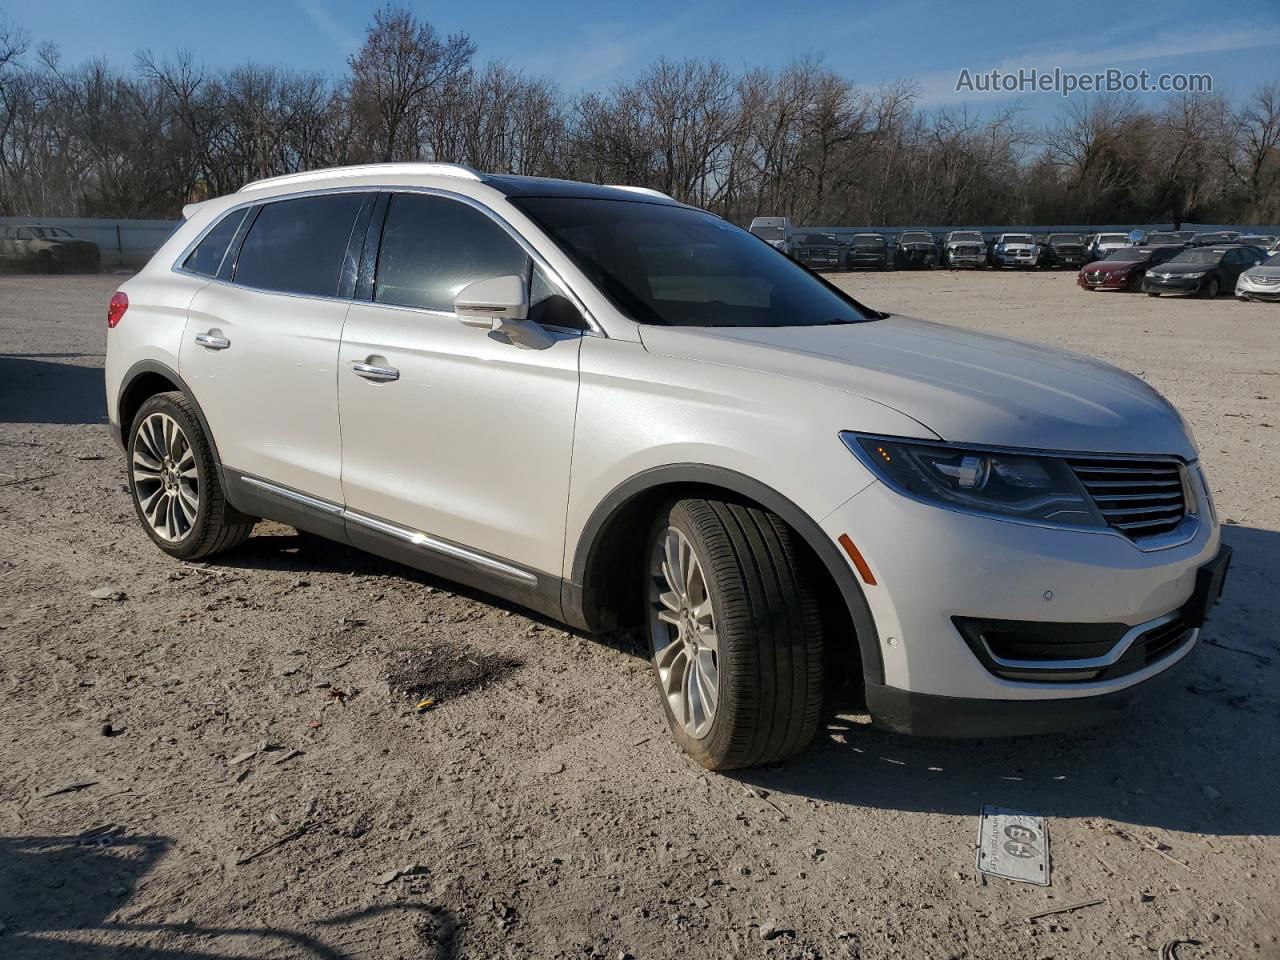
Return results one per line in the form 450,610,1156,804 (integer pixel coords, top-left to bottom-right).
337,191,584,580
180,191,371,503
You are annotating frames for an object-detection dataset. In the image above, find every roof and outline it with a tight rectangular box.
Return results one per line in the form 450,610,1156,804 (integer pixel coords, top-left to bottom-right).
235,163,680,205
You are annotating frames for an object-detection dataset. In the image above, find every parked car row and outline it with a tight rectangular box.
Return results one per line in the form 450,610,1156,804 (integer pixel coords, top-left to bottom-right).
748,216,1280,275
1077,242,1279,301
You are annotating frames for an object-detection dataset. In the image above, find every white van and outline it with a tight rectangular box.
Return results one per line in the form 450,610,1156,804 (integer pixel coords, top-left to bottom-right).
749,216,794,256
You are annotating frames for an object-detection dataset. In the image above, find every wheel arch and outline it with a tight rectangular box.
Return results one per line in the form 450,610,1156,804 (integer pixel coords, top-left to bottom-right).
116,360,223,467
565,464,884,685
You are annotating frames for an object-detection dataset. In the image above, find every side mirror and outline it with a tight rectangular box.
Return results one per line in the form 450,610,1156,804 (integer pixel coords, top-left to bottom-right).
454,275,554,350
455,275,529,325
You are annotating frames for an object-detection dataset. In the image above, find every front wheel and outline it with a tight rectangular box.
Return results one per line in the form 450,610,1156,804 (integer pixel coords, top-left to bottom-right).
128,392,255,560
1146,292,1160,298
1205,278,1220,298
645,499,823,770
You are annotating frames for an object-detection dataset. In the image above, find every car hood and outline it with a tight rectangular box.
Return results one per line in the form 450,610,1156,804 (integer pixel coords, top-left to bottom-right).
1244,265,1280,279
1083,258,1139,272
638,316,1195,458
1153,262,1217,275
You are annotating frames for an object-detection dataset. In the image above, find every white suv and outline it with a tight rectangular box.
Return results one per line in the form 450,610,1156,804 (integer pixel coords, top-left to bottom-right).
105,163,1230,769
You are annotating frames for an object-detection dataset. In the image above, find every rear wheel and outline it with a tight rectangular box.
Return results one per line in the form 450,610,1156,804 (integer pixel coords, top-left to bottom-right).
645,499,824,770
128,392,255,560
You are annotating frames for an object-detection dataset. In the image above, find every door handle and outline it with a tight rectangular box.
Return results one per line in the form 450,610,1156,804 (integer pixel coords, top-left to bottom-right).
351,361,400,382
194,333,230,350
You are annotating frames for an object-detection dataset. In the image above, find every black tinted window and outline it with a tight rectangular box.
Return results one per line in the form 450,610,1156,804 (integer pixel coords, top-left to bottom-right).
183,209,246,277
375,193,528,312
528,264,587,330
234,194,364,297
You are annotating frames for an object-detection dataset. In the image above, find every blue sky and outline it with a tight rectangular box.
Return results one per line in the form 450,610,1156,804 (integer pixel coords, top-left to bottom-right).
8,1,1279,119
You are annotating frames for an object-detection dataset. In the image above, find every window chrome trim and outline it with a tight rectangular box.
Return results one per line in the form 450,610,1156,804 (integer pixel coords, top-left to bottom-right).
169,183,603,337
241,476,539,586
842,432,1204,552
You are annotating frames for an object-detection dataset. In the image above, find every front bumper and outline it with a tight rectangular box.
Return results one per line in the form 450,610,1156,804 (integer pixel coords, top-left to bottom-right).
947,253,985,267
847,255,887,268
1236,276,1280,300
1078,271,1132,289
1143,275,1203,295
821,471,1221,725
994,253,1036,267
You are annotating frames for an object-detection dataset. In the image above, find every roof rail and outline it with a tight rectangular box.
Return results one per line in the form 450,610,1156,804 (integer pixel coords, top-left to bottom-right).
238,162,484,193
606,184,676,201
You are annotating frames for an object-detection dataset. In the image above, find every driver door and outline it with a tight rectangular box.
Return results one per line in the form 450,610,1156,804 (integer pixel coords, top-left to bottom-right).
337,192,585,584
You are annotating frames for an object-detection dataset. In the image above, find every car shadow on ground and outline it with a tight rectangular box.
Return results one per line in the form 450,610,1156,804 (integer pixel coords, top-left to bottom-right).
0,353,107,425
736,522,1279,839
0,830,460,958
214,530,649,659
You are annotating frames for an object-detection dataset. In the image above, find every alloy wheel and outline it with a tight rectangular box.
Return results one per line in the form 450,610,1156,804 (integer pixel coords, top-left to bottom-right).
649,527,720,739
132,412,199,542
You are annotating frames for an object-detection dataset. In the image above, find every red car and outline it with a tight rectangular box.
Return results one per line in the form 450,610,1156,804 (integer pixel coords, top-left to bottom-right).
1078,245,1183,291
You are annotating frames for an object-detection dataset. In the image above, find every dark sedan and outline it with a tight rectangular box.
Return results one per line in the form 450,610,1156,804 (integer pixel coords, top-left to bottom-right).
1145,231,1192,246
1142,245,1266,298
895,230,938,268
793,233,846,271
845,233,890,270
1038,233,1087,270
1189,231,1239,246
1077,245,1182,291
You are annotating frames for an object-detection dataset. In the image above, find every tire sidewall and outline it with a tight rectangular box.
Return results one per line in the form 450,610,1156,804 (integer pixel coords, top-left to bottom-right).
645,501,745,767
127,394,216,559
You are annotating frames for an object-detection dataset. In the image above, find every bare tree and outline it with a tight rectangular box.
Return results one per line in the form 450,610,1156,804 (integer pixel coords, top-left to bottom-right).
347,4,474,162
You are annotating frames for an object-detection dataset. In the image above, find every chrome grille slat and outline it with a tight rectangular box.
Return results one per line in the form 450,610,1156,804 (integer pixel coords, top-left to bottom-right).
1066,456,1188,542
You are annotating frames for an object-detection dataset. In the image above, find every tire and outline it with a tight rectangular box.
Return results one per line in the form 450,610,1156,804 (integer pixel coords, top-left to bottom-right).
127,392,255,560
1205,278,1220,298
1147,292,1160,298
645,498,823,770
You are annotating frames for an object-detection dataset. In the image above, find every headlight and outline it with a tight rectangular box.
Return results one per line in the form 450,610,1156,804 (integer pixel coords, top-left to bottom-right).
1182,271,1205,279
842,434,1106,528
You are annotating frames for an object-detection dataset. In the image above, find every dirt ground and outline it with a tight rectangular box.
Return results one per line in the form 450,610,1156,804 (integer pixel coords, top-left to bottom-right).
1,269,1277,960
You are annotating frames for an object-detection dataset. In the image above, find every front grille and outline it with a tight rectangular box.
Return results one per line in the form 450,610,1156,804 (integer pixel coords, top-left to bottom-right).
1066,457,1187,540
1085,271,1106,283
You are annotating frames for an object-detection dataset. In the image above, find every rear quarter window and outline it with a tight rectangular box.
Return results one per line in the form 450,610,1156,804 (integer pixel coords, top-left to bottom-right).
182,209,247,278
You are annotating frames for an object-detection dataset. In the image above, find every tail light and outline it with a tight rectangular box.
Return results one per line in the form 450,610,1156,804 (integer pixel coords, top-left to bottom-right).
107,291,128,328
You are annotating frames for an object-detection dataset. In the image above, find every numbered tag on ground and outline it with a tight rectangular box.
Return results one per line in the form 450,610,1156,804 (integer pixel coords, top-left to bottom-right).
976,805,1050,886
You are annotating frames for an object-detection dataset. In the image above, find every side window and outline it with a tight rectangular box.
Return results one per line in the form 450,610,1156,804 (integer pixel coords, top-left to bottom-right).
234,193,365,297
528,264,587,330
182,209,247,277
375,193,528,312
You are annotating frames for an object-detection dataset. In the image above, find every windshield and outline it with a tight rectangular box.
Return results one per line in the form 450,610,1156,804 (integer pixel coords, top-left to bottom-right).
949,232,982,242
1002,234,1034,244
515,198,874,327
1147,233,1181,243
1097,234,1128,244
1048,234,1082,244
750,224,784,241
1194,233,1233,243
799,234,838,245
853,235,884,248
899,232,933,243
32,227,72,239
1169,248,1224,265
1104,248,1149,261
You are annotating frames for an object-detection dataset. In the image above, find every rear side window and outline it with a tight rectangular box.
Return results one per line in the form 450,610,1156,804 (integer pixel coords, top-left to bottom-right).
182,209,247,277
375,193,528,312
234,193,365,297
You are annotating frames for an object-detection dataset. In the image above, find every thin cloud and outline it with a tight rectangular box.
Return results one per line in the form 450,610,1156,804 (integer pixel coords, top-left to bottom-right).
516,10,709,90
294,0,360,57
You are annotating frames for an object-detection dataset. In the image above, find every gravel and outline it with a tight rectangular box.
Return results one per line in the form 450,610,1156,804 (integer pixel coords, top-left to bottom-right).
1,271,1277,958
